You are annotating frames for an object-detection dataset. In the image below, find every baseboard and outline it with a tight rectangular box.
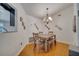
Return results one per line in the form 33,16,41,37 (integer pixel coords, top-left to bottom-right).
56,40,69,45
16,42,29,56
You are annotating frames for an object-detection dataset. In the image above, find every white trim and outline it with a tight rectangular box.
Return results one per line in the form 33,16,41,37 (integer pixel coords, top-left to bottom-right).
56,40,69,45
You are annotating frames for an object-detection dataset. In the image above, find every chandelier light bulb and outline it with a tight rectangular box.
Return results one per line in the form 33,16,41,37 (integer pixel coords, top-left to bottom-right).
48,17,52,21
43,8,53,24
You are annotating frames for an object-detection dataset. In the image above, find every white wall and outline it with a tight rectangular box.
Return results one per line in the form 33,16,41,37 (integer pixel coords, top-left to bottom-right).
75,3,79,46
53,6,74,45
0,3,29,56
43,5,76,45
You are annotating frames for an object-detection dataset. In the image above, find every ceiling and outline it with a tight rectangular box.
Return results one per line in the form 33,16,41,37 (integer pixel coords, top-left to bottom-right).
21,3,73,19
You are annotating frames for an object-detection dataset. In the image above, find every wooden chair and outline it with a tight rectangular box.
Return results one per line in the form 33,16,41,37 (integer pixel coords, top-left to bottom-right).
38,32,45,52
47,37,54,50
48,31,56,45
32,33,39,51
33,33,45,53
38,39,45,52
47,31,56,50
48,31,53,36
29,37,34,44
49,35,56,46
53,35,56,45
39,32,43,35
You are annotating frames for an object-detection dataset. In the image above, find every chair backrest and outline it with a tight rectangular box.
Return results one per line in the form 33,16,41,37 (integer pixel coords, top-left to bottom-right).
39,32,43,35
29,37,34,43
48,31,53,33
50,35,56,39
33,33,39,40
48,31,53,36
53,35,56,39
33,33,38,37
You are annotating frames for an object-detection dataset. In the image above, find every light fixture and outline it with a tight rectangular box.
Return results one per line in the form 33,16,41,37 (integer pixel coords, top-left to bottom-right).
48,17,52,21
43,8,52,24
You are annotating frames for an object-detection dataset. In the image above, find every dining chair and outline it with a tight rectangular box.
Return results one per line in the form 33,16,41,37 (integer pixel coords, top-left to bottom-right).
48,31,53,35
47,31,55,50
39,32,43,35
53,35,56,45
38,32,45,52
33,33,45,53
48,31,56,45
47,37,54,50
29,37,34,44
32,33,39,51
38,38,45,52
49,35,56,46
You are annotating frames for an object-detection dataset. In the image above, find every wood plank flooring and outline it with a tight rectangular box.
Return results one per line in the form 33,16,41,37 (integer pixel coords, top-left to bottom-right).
19,42,69,56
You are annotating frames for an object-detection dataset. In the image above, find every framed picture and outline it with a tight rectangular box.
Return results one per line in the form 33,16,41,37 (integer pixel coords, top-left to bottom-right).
73,16,76,32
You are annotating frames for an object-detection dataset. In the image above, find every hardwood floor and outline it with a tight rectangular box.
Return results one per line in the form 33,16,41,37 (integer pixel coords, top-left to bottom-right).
19,42,69,56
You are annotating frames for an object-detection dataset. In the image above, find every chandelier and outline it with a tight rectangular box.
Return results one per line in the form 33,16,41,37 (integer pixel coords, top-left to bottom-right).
43,8,52,24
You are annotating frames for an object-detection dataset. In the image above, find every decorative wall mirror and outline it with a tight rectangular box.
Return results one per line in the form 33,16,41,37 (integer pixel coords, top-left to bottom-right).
34,23,39,31
20,17,26,30
45,25,50,30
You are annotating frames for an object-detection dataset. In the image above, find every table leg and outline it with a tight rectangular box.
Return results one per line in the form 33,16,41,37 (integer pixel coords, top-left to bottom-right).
36,40,40,52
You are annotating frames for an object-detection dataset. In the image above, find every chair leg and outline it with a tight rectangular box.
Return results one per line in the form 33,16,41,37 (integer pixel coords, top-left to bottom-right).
50,42,53,49
35,44,40,53
54,40,56,45
47,43,49,51
47,42,51,51
33,43,36,51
